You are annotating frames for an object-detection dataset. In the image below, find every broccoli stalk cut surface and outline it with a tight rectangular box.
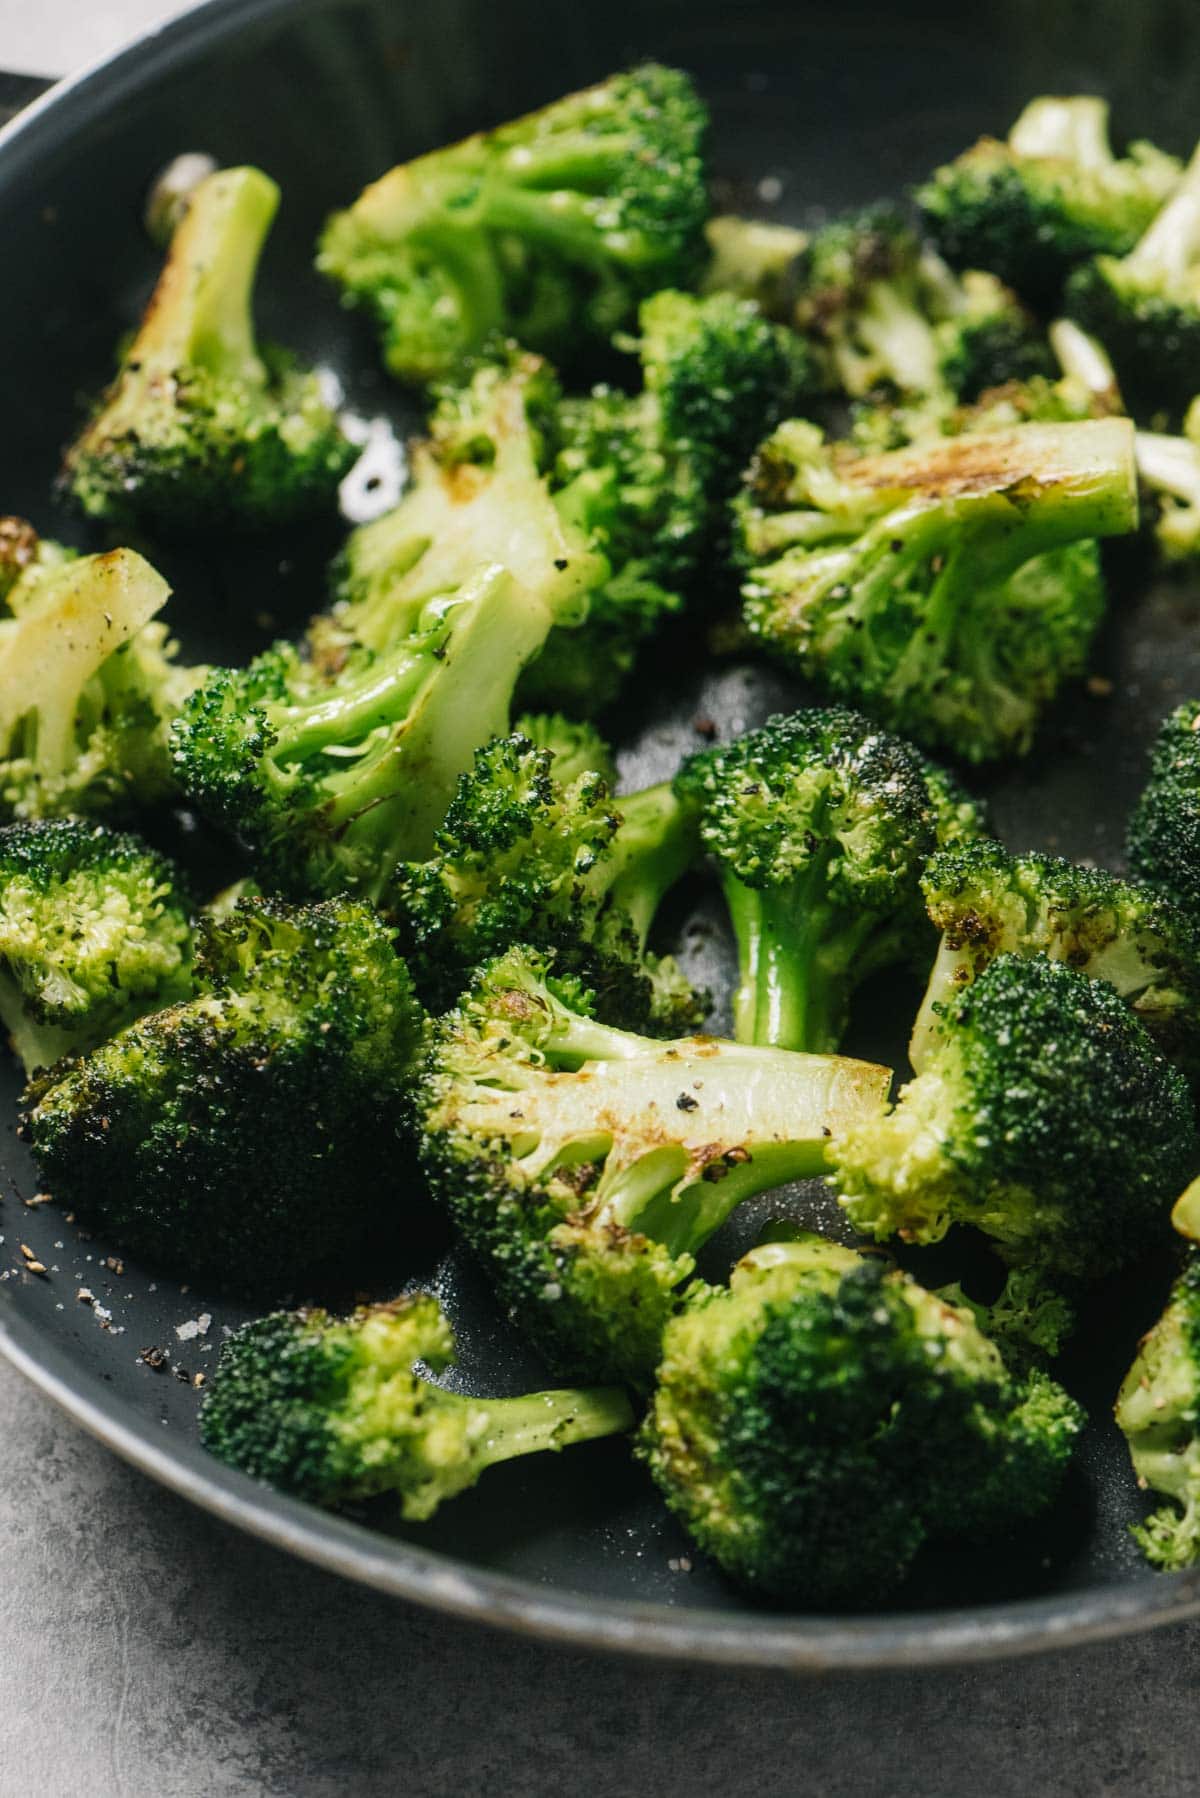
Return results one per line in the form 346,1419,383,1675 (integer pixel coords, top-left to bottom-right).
22,895,424,1291
916,96,1181,306
0,819,193,1076
65,167,353,530
737,416,1139,762
639,1234,1084,1603
1067,145,1200,420
1116,1255,1200,1570
392,728,702,1031
1127,700,1200,913
911,839,1200,1080
832,954,1196,1281
318,65,709,384
0,540,201,820
200,1292,634,1517
415,946,891,1384
675,708,984,1054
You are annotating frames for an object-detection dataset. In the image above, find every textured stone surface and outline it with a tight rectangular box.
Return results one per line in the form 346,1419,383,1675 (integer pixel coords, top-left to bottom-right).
1,1358,1198,1798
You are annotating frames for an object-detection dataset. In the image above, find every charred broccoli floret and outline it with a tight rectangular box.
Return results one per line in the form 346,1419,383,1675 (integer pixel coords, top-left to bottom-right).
201,1292,633,1516
1127,700,1200,912
674,708,983,1053
0,819,192,1076
22,896,424,1290
912,839,1200,1080
415,946,890,1384
65,167,353,531
737,417,1139,762
640,1234,1084,1603
1116,1254,1200,1570
832,954,1196,1281
916,96,1181,306
318,65,709,384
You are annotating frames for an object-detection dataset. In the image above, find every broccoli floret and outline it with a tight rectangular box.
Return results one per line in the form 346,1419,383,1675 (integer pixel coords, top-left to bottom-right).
737,416,1139,762
1115,1254,1200,1570
22,896,424,1291
415,946,891,1383
179,352,603,898
317,65,709,384
833,954,1196,1281
936,1267,1078,1371
639,1234,1083,1603
512,713,616,787
0,538,202,820
0,819,192,1076
1127,700,1200,912
65,167,353,531
519,289,818,715
391,728,702,1030
701,215,808,317
674,708,983,1053
916,96,1181,306
200,1292,633,1516
1066,147,1200,421
912,840,1200,1080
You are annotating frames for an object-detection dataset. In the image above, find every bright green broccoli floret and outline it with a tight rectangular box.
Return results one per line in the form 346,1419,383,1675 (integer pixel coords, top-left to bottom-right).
415,946,890,1384
0,819,192,1076
1115,1254,1200,1570
200,1292,633,1516
178,351,602,899
0,536,202,820
512,713,616,786
1066,146,1200,421
701,214,808,317
737,416,1139,762
912,839,1200,1081
391,728,702,1030
22,895,424,1291
317,65,709,384
674,708,983,1054
936,1266,1079,1372
916,96,1181,306
1127,700,1200,912
65,167,353,531
833,953,1196,1280
640,1234,1084,1603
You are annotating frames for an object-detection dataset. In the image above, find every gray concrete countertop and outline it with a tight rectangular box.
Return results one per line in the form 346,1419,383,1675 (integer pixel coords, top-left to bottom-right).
2,1353,1198,1798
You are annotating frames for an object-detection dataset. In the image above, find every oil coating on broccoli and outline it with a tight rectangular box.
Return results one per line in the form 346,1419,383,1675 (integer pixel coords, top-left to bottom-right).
317,65,710,384
1127,700,1200,913
22,895,424,1291
200,1291,634,1516
1116,1254,1200,1570
916,95,1181,306
640,1234,1084,1604
65,167,353,532
737,416,1139,762
415,946,891,1384
674,707,984,1054
0,819,193,1076
832,953,1196,1281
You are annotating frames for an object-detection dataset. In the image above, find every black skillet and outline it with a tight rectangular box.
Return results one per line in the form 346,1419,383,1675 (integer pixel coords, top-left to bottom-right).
3,0,1200,1669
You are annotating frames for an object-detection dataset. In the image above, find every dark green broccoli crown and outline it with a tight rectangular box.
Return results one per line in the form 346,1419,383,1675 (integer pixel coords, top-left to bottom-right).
1066,261,1200,423
66,168,352,531
915,98,1181,305
934,274,1055,403
793,202,919,316
0,818,193,1071
23,895,424,1291
837,953,1197,1278
318,64,709,384
641,1242,1082,1603
1127,700,1200,911
1116,1253,1200,1570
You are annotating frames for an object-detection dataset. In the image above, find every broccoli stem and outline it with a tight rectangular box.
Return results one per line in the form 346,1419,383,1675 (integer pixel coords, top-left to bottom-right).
0,972,81,1076
1049,318,1122,405
602,784,695,947
910,936,969,1071
1134,431,1200,507
851,283,941,396
1008,96,1114,165
1122,145,1200,280
442,1384,636,1475
724,878,881,1053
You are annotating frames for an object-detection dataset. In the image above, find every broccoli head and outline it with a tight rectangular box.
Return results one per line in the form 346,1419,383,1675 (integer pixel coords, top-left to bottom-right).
0,819,192,1076
640,1234,1084,1603
1127,700,1200,912
701,214,808,317
200,1292,633,1517
674,707,984,1054
1115,1255,1200,1570
415,946,891,1384
512,712,616,787
317,65,709,384
65,167,353,531
916,95,1181,306
737,416,1139,762
833,953,1196,1281
22,895,424,1291
912,839,1200,1081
